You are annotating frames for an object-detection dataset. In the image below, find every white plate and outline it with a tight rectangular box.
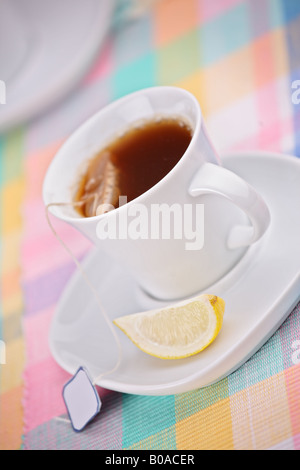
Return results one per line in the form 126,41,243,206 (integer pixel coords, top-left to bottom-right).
49,151,300,395
0,0,116,133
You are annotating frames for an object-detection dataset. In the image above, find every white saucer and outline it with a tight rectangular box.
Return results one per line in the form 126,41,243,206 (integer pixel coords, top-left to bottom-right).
49,151,300,395
0,0,115,133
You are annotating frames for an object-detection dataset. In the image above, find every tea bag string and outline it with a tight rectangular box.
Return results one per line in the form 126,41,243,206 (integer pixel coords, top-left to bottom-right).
45,201,123,386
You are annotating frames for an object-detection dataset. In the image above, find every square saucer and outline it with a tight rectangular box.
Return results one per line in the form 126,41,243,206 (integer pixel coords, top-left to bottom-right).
49,151,300,395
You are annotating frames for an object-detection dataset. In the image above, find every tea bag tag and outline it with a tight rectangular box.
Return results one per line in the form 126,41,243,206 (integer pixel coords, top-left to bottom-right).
62,367,102,432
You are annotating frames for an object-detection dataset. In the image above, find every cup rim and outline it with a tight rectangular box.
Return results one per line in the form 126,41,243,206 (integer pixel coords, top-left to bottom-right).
43,85,202,224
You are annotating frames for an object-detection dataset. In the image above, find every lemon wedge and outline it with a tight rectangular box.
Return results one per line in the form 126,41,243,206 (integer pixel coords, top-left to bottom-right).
113,294,225,359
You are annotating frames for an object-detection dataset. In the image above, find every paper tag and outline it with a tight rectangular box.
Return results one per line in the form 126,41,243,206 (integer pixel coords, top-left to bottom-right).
63,367,102,432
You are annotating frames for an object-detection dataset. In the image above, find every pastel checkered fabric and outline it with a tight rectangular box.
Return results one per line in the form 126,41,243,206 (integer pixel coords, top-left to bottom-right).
0,0,300,450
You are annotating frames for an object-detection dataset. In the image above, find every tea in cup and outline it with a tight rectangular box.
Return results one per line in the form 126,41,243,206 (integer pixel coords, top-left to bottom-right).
43,86,270,300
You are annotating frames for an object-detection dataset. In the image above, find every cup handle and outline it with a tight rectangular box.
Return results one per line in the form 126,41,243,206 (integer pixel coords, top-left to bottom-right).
188,162,271,249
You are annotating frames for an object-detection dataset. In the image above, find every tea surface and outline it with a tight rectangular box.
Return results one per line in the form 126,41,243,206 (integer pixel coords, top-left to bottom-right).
75,118,193,217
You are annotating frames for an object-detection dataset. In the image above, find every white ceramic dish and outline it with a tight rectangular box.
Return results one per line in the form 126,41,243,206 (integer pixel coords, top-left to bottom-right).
0,0,116,133
49,151,300,395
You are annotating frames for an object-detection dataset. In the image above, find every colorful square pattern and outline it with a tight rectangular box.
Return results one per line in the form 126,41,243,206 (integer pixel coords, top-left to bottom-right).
0,0,300,450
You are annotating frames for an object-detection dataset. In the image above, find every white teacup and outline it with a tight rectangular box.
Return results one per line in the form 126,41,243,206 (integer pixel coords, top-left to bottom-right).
43,86,270,301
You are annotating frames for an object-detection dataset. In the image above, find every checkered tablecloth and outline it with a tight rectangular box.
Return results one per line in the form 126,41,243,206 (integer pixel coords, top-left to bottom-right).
0,0,300,450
